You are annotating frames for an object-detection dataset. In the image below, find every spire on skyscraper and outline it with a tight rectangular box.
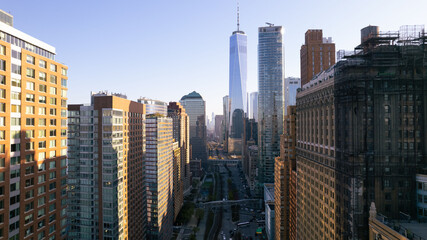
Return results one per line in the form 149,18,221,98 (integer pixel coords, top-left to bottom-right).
237,1,240,32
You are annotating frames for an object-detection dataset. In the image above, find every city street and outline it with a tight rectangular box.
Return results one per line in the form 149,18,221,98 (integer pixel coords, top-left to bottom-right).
218,161,264,240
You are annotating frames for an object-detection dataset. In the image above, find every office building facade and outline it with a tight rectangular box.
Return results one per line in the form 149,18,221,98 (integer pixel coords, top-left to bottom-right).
68,93,146,239
257,24,284,193
300,29,335,86
180,91,207,165
0,12,68,239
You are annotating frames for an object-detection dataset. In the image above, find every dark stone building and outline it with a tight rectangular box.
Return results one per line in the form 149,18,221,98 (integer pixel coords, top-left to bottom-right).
296,26,427,239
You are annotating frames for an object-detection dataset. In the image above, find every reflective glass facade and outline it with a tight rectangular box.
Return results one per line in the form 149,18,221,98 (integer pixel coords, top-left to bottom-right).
180,92,207,164
249,92,258,122
228,31,247,154
284,77,300,115
257,26,284,191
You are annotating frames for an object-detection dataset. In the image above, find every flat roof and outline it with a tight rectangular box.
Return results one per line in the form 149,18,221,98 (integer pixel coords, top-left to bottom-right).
0,20,55,54
400,221,427,239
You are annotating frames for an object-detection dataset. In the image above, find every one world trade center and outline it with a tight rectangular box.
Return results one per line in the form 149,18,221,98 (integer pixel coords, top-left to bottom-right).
228,6,247,155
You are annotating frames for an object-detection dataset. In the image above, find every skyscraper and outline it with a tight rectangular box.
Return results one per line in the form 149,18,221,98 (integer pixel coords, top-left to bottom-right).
274,106,296,240
228,8,247,155
180,91,207,166
222,95,229,152
145,115,174,240
257,24,284,193
0,11,68,239
138,97,168,115
249,91,258,122
168,102,191,219
68,92,146,239
300,29,335,86
284,77,300,116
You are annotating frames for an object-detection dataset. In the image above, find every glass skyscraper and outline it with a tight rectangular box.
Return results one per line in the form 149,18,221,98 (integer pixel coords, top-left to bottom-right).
228,24,247,155
180,91,207,166
249,91,258,122
257,25,284,193
284,77,300,115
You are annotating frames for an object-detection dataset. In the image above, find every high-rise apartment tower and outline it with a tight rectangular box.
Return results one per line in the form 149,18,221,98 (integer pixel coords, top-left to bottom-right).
257,24,284,193
67,92,146,239
0,11,68,239
300,29,335,86
145,115,174,240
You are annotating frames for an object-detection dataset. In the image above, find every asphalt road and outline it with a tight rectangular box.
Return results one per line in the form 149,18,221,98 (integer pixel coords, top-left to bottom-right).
218,162,264,240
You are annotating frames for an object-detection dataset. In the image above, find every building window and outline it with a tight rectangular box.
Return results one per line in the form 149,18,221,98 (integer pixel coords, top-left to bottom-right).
39,72,46,81
39,118,46,126
0,74,5,84
11,50,21,60
26,55,35,65
25,154,34,163
50,75,57,84
11,78,21,87
0,89,4,99
26,118,35,126
49,140,56,148
0,45,5,55
39,96,46,104
26,81,35,90
39,60,47,68
11,117,20,126
49,130,56,137
26,68,35,78
11,143,20,152
0,60,5,71
10,91,20,100
39,84,46,92
26,93,35,102
0,103,4,112
38,141,46,149
38,185,45,194
37,196,45,207
50,64,57,72
26,106,35,114
39,107,46,115
11,104,20,113
49,97,57,105
25,130,34,138
10,156,19,165
61,68,67,76
38,130,46,138
61,78,67,87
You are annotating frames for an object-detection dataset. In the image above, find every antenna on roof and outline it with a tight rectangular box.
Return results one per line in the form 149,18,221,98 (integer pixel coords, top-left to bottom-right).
237,1,240,31
266,22,274,27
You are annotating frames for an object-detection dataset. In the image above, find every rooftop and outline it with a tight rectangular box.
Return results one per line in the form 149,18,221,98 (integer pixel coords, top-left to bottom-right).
180,91,203,100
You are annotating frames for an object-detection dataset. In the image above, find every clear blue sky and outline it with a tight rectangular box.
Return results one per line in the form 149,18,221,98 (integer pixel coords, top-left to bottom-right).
2,0,426,116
